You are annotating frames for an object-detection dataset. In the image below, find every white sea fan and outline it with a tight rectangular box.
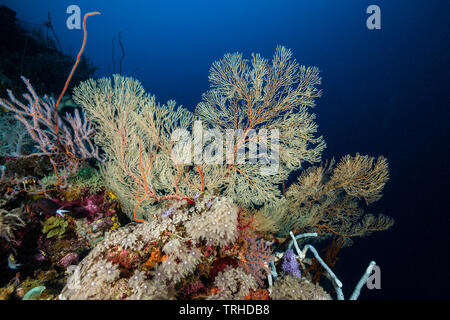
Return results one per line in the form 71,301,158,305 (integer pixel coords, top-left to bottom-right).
196,46,326,207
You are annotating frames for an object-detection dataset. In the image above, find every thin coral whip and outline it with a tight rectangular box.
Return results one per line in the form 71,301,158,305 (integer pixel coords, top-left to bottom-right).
55,11,101,149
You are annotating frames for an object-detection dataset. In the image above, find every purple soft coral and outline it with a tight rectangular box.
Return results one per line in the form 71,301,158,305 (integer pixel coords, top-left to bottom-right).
282,248,301,278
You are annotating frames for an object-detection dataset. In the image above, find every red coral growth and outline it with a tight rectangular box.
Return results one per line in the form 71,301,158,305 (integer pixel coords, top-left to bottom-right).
236,208,257,241
106,247,138,269
209,257,239,280
244,288,270,300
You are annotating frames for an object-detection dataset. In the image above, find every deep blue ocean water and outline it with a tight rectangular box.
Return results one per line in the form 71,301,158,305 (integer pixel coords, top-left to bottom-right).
1,0,449,299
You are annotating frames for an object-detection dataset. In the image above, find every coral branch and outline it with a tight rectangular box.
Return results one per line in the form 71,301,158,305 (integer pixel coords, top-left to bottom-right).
0,77,102,180
195,165,204,192
55,11,101,149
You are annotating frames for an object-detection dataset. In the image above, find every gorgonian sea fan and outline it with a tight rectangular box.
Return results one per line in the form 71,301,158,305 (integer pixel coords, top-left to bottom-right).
240,237,273,286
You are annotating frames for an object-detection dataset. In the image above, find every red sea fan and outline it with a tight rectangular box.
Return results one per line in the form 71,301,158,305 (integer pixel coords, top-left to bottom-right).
240,237,273,286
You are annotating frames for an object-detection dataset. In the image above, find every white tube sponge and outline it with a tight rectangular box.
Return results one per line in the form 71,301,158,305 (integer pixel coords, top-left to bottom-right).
350,261,376,300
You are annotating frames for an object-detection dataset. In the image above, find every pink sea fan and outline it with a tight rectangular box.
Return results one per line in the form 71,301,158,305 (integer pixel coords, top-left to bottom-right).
240,238,273,286
0,77,102,180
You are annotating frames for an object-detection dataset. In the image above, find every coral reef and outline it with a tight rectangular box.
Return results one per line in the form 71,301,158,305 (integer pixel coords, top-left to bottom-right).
72,46,325,220
0,155,121,300
0,20,394,300
59,194,247,300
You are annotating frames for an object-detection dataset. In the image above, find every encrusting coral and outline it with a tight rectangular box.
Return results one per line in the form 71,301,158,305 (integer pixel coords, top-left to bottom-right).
270,275,331,300
59,194,244,300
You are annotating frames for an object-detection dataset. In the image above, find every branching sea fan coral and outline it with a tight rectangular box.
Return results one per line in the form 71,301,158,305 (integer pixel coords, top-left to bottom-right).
72,46,326,221
256,154,394,242
73,75,195,221
196,46,326,206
